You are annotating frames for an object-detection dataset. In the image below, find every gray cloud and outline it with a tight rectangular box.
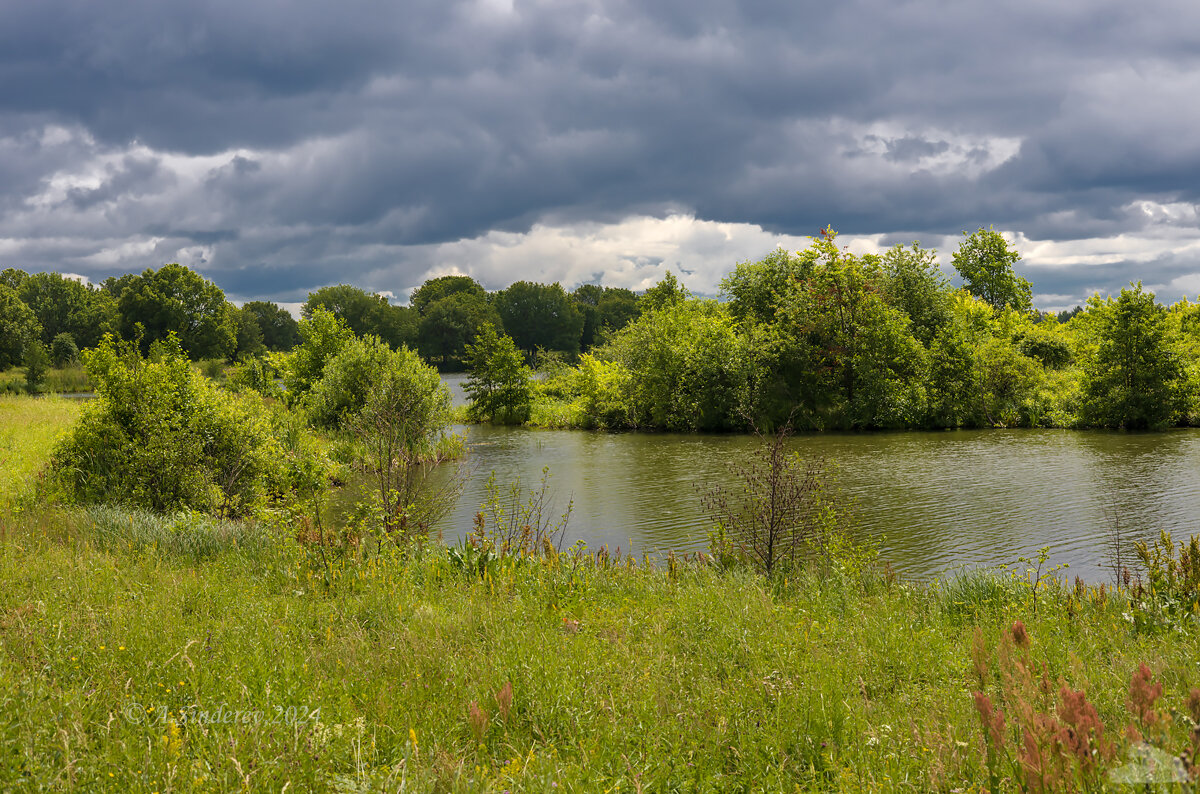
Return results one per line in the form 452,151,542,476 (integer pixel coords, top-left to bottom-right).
1,0,1199,308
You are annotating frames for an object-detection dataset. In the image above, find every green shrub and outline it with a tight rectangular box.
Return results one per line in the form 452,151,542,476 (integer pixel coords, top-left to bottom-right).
283,307,354,400
50,334,330,517
303,334,398,429
575,354,633,429
227,355,284,399
50,333,79,367
23,340,49,393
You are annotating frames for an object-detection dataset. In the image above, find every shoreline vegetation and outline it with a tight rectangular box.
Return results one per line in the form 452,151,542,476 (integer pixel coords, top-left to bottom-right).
4,227,1200,788
4,392,1200,789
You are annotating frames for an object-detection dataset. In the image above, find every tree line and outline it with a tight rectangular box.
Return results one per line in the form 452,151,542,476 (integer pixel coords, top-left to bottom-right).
465,227,1200,431
4,225,1199,430
0,265,641,372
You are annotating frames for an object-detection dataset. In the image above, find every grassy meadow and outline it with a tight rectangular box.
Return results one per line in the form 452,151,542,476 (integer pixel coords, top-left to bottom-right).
2,395,1200,791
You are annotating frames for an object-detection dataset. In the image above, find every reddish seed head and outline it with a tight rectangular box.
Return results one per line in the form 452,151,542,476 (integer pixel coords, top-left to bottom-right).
1011,620,1031,650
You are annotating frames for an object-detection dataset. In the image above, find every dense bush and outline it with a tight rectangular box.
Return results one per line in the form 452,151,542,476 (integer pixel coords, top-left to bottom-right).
304,335,422,429
50,333,79,367
51,334,330,517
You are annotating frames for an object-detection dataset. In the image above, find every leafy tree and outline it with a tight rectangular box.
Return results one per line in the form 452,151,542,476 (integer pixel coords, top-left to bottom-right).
572,285,641,351
951,227,1032,313
721,248,810,325
351,350,455,542
242,301,301,351
639,271,689,312
765,230,928,429
575,354,634,429
409,275,487,316
303,284,415,349
494,281,584,359
603,299,751,431
416,291,501,365
0,285,40,369
18,272,117,348
50,333,80,367
0,268,28,290
597,287,639,337
283,307,355,398
231,305,266,361
1018,327,1072,369
1057,305,1084,324
23,340,49,392
116,263,237,360
464,324,534,424
1080,283,1186,429
972,337,1044,427
880,242,951,346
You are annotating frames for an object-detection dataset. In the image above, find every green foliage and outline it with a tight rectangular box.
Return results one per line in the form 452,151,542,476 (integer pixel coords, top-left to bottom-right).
1018,326,1073,368
304,335,405,429
231,305,266,360
227,356,284,399
880,241,951,345
282,307,355,399
303,284,415,350
574,354,634,429
22,340,49,393
50,333,80,367
1080,283,1186,429
639,271,689,312
951,227,1032,313
494,281,584,359
0,285,40,370
416,290,501,366
242,300,301,351
602,298,752,431
409,274,487,315
17,272,117,349
464,324,534,424
348,346,456,544
572,284,640,351
115,263,237,360
722,248,809,325
50,334,328,516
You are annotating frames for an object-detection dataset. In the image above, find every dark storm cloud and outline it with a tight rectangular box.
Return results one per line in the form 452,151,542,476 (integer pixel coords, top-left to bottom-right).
2,0,1200,304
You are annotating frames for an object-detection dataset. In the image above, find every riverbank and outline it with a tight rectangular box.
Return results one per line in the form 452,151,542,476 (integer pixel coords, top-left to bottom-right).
2,507,1199,790
2,395,1200,789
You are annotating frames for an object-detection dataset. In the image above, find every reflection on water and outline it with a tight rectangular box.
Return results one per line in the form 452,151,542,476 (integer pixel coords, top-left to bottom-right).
407,423,1200,583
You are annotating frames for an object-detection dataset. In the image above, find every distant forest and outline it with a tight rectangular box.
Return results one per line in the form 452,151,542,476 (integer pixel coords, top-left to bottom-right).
0,262,636,369
3,226,1198,431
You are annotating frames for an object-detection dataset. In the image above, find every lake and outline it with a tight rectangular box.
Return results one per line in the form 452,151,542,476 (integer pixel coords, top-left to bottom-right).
430,375,1200,582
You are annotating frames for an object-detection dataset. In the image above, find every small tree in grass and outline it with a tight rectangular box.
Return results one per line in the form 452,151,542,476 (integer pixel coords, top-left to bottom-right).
701,424,848,577
24,340,49,393
350,352,461,546
50,333,79,367
464,323,534,424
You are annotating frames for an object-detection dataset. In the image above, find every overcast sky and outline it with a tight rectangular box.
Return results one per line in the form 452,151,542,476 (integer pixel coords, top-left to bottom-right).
3,0,1200,311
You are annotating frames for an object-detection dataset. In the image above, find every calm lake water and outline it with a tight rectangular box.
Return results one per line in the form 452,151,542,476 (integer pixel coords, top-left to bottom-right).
428,375,1200,582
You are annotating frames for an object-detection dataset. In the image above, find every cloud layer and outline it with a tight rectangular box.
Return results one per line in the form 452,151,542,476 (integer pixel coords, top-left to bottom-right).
2,0,1199,309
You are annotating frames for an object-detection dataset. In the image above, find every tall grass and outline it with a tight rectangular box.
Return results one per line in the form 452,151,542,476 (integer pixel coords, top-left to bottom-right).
1,507,1199,790
0,395,82,508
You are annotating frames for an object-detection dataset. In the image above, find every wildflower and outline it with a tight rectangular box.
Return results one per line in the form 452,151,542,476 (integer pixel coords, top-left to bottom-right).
973,691,1006,749
1010,620,1031,650
1128,663,1163,732
495,681,513,722
468,701,490,742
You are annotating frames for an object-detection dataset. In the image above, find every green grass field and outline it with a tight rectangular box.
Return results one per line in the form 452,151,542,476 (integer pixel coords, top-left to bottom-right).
1,395,1198,791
